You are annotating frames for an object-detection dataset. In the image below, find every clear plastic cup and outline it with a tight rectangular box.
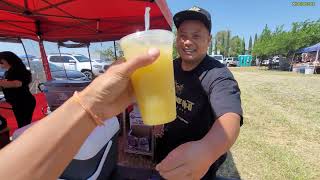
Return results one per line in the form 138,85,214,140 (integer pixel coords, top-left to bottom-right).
120,29,176,125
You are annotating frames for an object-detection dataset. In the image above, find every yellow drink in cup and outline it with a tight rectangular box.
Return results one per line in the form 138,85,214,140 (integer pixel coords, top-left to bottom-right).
120,30,176,125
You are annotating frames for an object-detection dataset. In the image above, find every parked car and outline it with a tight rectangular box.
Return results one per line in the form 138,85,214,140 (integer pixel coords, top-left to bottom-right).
47,54,109,80
211,54,225,64
272,56,280,63
49,63,89,81
271,56,281,66
0,62,88,81
225,57,238,67
0,68,5,79
261,59,271,66
91,58,113,71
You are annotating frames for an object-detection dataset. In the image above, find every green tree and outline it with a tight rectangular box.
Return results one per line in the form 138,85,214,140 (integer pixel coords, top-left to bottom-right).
98,41,123,60
221,33,225,55
254,33,258,46
241,37,246,55
252,24,272,58
215,30,229,56
253,19,320,59
226,30,231,57
229,36,242,57
260,24,272,42
248,36,252,54
208,37,213,55
253,33,258,57
214,38,218,54
172,26,179,59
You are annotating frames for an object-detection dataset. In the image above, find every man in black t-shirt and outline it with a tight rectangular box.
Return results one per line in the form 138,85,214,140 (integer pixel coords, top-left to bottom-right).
155,7,243,180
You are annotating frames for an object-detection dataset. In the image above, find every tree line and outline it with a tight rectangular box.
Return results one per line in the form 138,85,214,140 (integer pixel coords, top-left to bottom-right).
212,19,320,59
212,30,247,57
253,19,320,59
98,19,320,60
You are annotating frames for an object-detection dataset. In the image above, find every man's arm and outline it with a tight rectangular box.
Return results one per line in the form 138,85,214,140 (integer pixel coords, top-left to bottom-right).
0,98,97,180
156,113,241,180
0,80,22,88
156,68,242,180
200,112,241,164
201,67,242,161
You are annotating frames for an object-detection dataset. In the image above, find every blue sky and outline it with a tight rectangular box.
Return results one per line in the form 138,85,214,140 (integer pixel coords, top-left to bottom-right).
167,0,319,41
0,0,319,57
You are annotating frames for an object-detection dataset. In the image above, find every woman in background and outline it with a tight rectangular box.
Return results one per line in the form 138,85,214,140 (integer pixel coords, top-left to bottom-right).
0,51,35,128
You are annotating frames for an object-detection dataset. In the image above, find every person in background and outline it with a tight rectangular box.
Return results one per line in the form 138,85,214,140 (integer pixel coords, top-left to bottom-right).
0,114,9,149
0,51,36,128
155,7,243,180
0,115,7,131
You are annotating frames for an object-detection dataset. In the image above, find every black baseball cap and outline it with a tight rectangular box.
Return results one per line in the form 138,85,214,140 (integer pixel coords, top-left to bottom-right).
173,6,211,32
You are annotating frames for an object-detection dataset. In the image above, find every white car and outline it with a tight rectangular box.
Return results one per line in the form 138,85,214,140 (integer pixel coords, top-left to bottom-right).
261,59,271,66
272,56,280,64
91,58,113,71
211,55,225,64
47,54,109,80
225,57,238,67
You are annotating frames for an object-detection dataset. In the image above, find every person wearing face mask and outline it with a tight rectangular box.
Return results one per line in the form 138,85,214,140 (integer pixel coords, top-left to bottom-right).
0,51,36,128
155,7,243,180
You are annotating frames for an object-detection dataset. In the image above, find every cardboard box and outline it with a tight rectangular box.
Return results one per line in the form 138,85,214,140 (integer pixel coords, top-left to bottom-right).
127,125,152,153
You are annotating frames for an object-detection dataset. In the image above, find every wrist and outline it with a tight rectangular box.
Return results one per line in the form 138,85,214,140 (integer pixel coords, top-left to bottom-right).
67,96,97,128
197,139,218,164
72,91,104,126
78,86,111,121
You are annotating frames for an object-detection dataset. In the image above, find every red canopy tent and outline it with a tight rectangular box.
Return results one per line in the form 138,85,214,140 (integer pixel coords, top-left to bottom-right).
0,0,172,80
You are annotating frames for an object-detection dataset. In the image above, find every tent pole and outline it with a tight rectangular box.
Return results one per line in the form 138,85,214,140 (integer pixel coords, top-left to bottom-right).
58,43,68,76
20,38,31,68
58,43,69,79
87,44,93,75
113,41,117,60
315,50,319,74
39,40,52,80
58,44,62,56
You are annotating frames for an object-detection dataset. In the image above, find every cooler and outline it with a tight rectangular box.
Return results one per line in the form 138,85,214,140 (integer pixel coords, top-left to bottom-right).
38,80,91,111
13,117,120,180
59,117,120,180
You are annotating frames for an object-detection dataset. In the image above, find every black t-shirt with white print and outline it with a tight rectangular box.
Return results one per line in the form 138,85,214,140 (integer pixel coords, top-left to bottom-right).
156,55,243,179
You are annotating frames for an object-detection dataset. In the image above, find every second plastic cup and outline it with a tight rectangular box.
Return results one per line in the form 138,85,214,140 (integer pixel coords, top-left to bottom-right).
120,29,176,125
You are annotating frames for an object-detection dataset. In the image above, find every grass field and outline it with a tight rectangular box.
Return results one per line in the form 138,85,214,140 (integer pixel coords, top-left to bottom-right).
217,67,320,180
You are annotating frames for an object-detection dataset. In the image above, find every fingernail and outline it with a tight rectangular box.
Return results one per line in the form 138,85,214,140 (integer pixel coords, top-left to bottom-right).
148,48,160,58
